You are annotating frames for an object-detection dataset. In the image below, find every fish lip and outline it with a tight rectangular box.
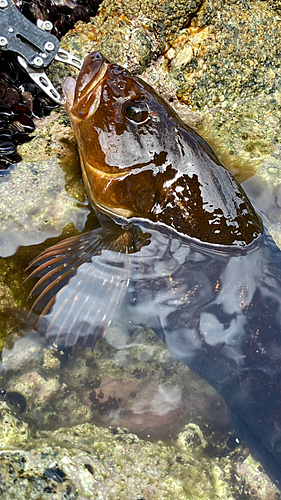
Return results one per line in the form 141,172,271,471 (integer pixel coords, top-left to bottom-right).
69,59,109,118
94,198,135,219
73,53,110,105
81,60,109,98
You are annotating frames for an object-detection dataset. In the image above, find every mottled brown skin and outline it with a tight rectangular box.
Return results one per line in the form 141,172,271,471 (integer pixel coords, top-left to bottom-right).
64,51,263,246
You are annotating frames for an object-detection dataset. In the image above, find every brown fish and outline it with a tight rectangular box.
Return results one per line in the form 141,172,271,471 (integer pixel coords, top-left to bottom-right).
26,50,264,347
64,51,262,246
26,52,281,486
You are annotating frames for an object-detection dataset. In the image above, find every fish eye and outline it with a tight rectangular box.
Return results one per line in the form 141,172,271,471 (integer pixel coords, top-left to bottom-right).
123,99,149,124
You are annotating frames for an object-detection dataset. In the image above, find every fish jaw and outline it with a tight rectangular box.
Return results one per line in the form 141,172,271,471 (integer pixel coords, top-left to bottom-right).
79,155,137,219
66,52,109,118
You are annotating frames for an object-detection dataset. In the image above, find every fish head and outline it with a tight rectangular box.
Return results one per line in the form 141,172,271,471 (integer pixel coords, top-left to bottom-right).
63,51,188,218
64,51,263,246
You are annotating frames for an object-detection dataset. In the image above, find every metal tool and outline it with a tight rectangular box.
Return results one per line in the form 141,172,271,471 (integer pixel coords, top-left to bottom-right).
0,0,82,104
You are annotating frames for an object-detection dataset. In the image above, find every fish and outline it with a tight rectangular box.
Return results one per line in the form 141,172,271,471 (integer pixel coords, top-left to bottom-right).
27,51,281,485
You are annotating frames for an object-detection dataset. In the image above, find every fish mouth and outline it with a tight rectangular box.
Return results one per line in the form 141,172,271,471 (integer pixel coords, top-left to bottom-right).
68,52,110,115
94,197,135,219
77,58,109,100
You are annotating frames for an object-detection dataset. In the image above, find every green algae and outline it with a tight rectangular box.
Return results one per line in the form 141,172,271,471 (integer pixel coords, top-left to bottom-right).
0,256,30,352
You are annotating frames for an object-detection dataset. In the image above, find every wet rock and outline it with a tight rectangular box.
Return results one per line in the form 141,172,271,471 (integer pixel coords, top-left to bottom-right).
0,1,281,497
236,455,279,500
0,449,77,499
0,153,89,258
0,54,59,169
0,417,277,500
87,0,202,71
0,401,28,447
1,333,45,373
165,1,281,108
0,294,277,497
56,0,281,191
0,323,233,438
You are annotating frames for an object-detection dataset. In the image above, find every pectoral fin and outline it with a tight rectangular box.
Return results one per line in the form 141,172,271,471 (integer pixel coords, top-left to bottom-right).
26,223,150,349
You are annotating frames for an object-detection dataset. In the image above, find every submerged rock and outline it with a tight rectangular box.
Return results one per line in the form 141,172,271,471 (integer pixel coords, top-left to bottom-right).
0,109,90,259
0,109,90,347
1,0,281,497
0,325,278,498
0,327,232,440
0,157,88,258
0,410,277,500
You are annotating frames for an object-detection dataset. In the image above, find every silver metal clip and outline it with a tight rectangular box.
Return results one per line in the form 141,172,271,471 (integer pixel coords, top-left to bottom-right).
0,0,83,104
18,55,65,104
55,48,82,71
18,48,83,104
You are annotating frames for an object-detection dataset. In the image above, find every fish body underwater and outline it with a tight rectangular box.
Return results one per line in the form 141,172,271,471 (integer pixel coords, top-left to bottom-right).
28,52,281,485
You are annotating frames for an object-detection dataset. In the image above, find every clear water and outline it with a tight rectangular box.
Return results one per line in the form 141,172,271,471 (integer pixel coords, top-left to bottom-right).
0,155,281,498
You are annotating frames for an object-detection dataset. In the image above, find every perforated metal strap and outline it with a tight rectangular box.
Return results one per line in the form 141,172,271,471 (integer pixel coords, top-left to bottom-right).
0,0,60,69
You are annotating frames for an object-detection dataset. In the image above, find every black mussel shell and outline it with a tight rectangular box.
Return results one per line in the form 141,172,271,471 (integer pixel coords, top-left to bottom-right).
54,14,73,37
9,114,36,141
21,2,42,24
54,0,79,11
0,158,11,169
2,86,21,108
0,105,12,117
77,0,101,9
19,82,37,95
72,5,90,24
0,129,13,141
17,0,102,39
0,151,22,169
0,140,16,155
0,118,7,129
0,61,16,83
33,93,59,118
0,80,9,101
11,103,33,117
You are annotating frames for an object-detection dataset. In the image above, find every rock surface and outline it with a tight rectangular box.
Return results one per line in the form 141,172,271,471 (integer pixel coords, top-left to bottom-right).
0,328,278,499
0,0,281,498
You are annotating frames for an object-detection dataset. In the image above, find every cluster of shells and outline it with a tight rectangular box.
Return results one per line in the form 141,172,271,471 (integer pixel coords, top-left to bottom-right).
14,0,101,38
0,0,102,169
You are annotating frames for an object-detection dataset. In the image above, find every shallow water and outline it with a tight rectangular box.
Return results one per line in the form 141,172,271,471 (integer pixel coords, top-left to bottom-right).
0,156,281,498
